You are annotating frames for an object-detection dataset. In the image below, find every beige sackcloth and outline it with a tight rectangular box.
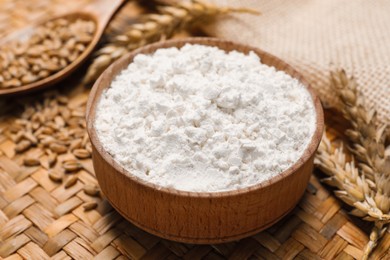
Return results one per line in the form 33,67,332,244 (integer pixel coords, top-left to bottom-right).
202,0,390,124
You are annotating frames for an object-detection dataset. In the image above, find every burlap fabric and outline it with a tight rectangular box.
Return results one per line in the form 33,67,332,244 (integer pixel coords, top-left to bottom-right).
204,0,390,123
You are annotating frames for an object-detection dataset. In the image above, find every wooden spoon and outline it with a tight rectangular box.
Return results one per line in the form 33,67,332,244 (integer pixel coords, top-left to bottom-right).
0,0,124,97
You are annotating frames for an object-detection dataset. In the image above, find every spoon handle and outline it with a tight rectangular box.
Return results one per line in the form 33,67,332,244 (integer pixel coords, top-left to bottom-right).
84,0,125,29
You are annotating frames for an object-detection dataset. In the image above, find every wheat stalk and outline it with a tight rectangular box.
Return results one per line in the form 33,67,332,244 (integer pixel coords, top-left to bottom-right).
315,70,390,259
83,0,259,84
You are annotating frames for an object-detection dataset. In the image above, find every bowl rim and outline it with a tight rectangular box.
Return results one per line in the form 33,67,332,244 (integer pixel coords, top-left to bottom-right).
86,37,324,198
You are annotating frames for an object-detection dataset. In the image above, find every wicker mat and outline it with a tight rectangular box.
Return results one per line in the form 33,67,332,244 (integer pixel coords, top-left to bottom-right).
0,1,389,259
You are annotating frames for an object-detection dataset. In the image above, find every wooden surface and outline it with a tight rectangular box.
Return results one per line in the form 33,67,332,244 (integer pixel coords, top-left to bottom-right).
86,37,324,244
0,0,389,259
0,0,124,96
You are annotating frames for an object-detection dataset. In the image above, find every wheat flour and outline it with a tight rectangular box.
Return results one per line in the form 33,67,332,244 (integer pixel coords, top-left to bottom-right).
95,44,316,192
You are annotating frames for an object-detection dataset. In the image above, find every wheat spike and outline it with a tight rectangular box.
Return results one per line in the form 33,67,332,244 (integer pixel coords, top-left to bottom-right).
330,70,389,171
83,0,259,84
315,69,390,259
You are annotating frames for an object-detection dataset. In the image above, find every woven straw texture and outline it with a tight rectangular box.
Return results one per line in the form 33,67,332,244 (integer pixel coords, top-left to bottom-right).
204,0,390,124
0,1,390,259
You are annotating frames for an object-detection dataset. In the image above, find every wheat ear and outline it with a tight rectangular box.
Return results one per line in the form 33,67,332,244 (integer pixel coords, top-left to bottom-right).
315,70,389,259
83,0,259,84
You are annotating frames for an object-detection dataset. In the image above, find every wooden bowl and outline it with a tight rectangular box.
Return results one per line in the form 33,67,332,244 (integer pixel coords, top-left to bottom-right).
86,37,324,244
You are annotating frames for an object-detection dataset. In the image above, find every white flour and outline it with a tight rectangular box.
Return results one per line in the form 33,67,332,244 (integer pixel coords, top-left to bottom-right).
95,44,316,192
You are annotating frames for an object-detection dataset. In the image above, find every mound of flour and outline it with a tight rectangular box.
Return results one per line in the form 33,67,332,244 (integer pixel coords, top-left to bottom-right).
95,44,316,192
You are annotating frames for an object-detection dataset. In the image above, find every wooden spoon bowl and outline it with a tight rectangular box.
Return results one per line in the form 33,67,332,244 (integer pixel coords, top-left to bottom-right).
86,38,324,244
0,0,124,96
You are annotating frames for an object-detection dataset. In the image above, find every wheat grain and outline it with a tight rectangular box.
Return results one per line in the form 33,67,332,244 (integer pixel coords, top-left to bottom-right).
64,175,78,189
15,140,32,153
48,169,63,183
23,157,40,167
83,0,259,84
0,18,95,89
47,151,57,167
63,159,83,173
49,143,67,154
73,148,91,159
84,184,100,197
83,201,98,211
